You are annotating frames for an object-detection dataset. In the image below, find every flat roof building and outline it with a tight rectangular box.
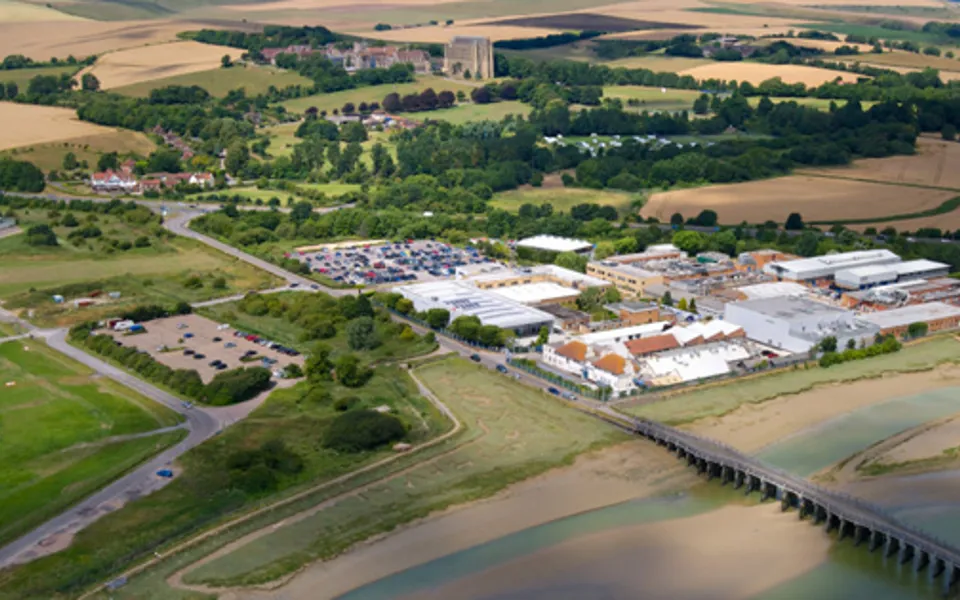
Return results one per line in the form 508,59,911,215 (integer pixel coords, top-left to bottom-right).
587,261,665,296
764,250,901,282
515,235,593,255
736,281,810,300
486,282,581,306
724,296,878,353
394,280,554,336
834,259,950,290
859,301,960,336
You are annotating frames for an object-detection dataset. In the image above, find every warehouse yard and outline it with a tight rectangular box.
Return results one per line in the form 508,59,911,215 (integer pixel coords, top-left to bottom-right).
101,314,303,383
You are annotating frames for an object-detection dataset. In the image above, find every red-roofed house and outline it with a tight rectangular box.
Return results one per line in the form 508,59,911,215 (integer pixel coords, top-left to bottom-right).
90,167,138,193
624,334,681,357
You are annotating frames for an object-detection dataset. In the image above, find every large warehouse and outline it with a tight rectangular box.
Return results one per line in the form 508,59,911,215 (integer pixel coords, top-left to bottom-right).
859,302,960,336
834,259,950,290
763,250,901,283
394,280,555,336
724,296,879,353
515,235,593,255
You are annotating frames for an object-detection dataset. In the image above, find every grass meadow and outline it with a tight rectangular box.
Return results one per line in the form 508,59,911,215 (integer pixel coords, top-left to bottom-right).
0,362,448,600
0,129,156,171
623,336,960,425
0,64,80,88
0,340,183,545
113,64,313,98
604,85,702,112
179,357,626,588
0,209,281,326
415,100,531,124
490,187,639,215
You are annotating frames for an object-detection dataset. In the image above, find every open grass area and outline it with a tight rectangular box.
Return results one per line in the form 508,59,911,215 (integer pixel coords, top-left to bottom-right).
623,336,960,426
415,100,530,124
797,22,946,45
0,339,183,546
604,85,702,112
281,76,476,115
490,187,639,215
1,129,157,171
198,293,436,361
0,64,80,88
0,207,282,326
179,357,626,588
113,64,313,98
0,361,449,600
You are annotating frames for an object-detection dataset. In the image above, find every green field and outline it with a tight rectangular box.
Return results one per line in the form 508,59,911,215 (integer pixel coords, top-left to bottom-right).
0,340,183,546
604,86,702,112
414,100,530,124
281,76,476,114
796,22,947,45
624,336,960,425
0,362,448,600
178,357,626,588
0,65,80,89
112,65,313,98
490,187,639,215
198,294,436,360
0,207,282,326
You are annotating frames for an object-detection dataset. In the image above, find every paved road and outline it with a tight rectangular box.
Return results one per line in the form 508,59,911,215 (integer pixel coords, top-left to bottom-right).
0,329,221,568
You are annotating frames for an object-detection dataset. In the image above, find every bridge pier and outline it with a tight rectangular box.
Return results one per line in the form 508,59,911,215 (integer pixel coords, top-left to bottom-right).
869,530,883,553
944,564,957,596
899,544,915,565
854,526,869,547
687,453,697,467
885,536,900,558
838,520,854,541
760,481,775,502
697,458,708,475
824,512,837,533
720,465,734,486
733,470,745,489
915,550,930,573
812,504,824,524
932,557,945,579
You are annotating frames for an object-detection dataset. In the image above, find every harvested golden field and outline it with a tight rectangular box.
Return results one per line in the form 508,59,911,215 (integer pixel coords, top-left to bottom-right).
839,50,960,71
680,62,860,85
760,37,872,53
0,0,84,21
595,3,800,31
85,41,244,90
642,176,955,224
602,55,712,71
229,0,464,9
0,102,122,151
0,19,213,60
850,213,960,233
357,24,561,43
799,138,960,190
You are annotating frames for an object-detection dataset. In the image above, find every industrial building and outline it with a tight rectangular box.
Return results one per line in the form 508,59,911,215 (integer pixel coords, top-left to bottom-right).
606,301,667,325
394,280,554,336
834,259,950,290
763,250,901,283
587,261,664,296
515,235,593,255
859,302,960,337
724,296,878,353
637,342,751,387
842,278,960,309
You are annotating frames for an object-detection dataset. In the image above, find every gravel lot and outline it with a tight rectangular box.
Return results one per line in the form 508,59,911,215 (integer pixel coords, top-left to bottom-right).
103,314,304,383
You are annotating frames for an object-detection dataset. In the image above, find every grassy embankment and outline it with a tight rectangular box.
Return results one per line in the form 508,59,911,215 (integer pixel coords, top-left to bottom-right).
624,336,960,426
0,208,282,327
490,187,640,216
0,356,447,600
0,339,184,546
113,64,313,98
166,357,627,590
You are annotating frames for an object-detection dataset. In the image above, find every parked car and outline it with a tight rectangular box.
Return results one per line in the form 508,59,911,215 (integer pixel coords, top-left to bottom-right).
193,353,206,360
469,353,481,362
183,349,195,356
184,333,194,339
496,364,508,374
213,337,222,342
225,342,236,348
156,469,174,478
547,387,561,396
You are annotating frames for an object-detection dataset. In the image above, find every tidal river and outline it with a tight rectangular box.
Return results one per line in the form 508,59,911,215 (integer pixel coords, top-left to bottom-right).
338,388,960,600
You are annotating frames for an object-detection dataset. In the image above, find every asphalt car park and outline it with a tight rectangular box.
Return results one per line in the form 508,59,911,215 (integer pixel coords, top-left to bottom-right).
102,314,304,383
288,240,493,286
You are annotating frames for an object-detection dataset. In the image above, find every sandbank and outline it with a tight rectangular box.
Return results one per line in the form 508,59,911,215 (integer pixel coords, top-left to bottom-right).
224,440,695,600
687,364,960,454
400,504,829,600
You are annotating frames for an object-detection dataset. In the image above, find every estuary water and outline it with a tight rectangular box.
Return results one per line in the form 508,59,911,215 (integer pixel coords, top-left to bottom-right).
338,388,960,600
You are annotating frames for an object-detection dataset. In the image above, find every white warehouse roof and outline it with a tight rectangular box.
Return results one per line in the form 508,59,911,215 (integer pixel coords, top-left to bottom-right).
394,280,555,331
516,235,593,253
764,250,901,281
859,302,960,330
892,259,950,276
486,282,579,305
578,322,672,345
737,282,809,300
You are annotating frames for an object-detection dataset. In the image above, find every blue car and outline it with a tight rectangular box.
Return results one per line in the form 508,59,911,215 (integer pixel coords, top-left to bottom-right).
156,469,174,478
547,387,561,396
496,364,508,374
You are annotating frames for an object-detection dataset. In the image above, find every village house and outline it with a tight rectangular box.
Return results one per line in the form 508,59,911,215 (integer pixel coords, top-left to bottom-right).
260,42,432,74
89,163,138,193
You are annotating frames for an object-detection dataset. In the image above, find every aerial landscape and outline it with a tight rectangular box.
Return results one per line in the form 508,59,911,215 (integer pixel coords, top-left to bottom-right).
5,0,960,597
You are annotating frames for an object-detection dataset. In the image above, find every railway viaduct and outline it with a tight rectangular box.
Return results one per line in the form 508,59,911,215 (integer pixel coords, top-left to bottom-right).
625,414,960,594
